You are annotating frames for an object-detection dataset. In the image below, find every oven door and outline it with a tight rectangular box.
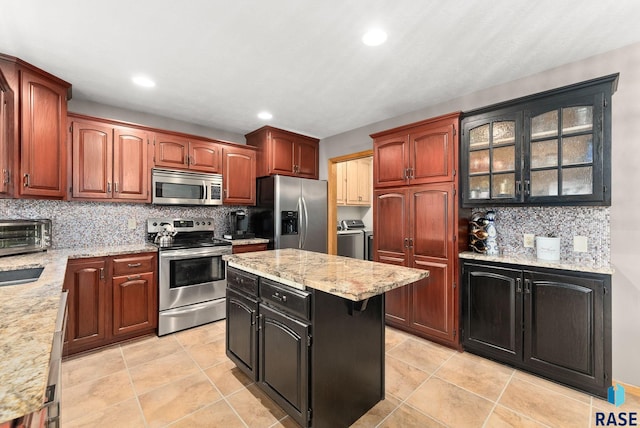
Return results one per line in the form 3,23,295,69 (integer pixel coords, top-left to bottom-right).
159,247,229,311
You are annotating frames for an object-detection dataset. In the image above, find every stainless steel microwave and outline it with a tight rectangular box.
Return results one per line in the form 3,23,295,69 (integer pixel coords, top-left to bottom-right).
152,168,223,206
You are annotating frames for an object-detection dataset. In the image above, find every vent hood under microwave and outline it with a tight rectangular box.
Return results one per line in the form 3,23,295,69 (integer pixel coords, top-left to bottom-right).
152,168,223,206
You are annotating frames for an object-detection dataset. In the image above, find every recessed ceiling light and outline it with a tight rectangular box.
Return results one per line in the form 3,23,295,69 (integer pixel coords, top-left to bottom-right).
258,111,273,120
362,29,387,46
132,75,156,88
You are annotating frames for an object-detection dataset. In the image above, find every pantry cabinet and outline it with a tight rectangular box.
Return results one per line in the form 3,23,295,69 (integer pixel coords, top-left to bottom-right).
346,157,372,205
246,126,319,179
63,252,158,355
69,115,150,202
154,132,222,173
0,54,71,199
222,145,256,205
461,259,611,398
372,112,466,349
461,74,618,207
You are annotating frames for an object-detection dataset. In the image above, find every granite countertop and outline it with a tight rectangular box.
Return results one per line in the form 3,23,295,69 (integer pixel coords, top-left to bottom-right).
0,243,157,423
222,238,270,246
459,251,614,275
223,248,429,301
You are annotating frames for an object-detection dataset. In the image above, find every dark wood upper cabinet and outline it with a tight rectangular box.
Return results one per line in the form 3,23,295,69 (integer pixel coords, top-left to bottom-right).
222,145,256,205
461,74,618,207
246,126,319,179
154,132,222,173
69,115,150,202
372,112,458,188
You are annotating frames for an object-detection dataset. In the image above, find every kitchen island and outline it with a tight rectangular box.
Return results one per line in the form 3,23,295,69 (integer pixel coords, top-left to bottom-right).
223,248,428,428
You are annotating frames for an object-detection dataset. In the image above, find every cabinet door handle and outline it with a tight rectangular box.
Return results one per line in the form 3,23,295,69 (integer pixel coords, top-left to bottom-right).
114,182,119,193
404,168,409,180
516,278,522,293
23,173,30,187
127,263,142,268
409,167,415,179
404,237,409,248
409,238,414,248
516,180,522,197
524,180,530,196
99,267,104,280
107,182,112,193
524,279,531,294
2,169,9,185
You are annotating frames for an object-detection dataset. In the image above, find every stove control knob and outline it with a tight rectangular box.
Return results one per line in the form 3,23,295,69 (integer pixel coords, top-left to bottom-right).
208,221,212,225
196,221,200,225
153,222,158,226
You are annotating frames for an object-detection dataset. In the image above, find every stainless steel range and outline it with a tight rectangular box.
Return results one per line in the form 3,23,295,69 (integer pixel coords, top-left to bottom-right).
147,218,232,336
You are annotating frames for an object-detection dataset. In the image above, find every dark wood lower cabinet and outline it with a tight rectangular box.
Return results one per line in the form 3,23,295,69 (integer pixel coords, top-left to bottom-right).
461,260,611,397
63,252,158,356
226,266,384,428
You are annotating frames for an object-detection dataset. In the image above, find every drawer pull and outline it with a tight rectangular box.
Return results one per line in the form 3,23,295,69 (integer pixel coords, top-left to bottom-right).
272,292,287,302
127,263,142,268
127,275,141,281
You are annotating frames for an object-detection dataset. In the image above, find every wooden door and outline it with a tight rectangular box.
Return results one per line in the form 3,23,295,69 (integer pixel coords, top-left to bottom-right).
71,119,113,199
374,188,409,325
336,161,346,205
345,159,361,205
189,140,221,173
112,271,157,337
410,120,457,184
373,132,409,188
19,68,67,198
223,146,256,205
226,288,259,380
63,258,107,355
113,126,149,201
523,270,606,391
0,82,11,195
461,262,522,365
409,184,456,343
357,157,372,205
295,138,319,179
154,133,189,169
269,130,296,176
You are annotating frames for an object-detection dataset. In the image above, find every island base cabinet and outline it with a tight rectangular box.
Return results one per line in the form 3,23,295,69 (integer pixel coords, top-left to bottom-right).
462,260,611,398
226,288,258,381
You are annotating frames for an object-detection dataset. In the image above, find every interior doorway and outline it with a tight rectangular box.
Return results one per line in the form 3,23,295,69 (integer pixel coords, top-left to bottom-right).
327,149,374,254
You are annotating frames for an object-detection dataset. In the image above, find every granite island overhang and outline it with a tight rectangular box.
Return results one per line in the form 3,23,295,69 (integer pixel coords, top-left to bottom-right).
222,248,428,427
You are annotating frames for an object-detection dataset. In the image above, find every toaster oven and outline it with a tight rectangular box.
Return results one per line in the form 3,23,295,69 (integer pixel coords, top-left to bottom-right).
0,219,52,257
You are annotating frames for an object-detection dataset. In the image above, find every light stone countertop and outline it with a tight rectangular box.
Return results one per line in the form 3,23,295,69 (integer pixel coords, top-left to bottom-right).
459,251,614,275
222,238,270,246
0,243,157,424
223,248,429,301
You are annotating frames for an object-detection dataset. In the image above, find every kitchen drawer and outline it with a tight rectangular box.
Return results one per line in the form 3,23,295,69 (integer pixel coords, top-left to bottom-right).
227,266,259,297
260,278,311,321
112,253,156,276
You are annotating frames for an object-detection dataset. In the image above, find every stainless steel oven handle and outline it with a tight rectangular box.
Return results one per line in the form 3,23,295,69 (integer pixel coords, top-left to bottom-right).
159,247,231,259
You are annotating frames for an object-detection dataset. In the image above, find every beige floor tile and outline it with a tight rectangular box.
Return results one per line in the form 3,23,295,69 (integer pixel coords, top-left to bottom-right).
499,377,590,428
204,360,254,396
128,350,200,395
385,355,431,400
175,320,226,348
227,383,287,428
386,338,455,374
184,335,227,369
435,352,513,400
61,369,135,423
405,377,494,428
62,345,125,388
385,327,410,352
351,396,401,427
272,416,303,427
63,398,145,428
485,404,547,427
167,400,246,428
120,333,182,368
138,372,222,428
513,369,592,403
379,404,445,427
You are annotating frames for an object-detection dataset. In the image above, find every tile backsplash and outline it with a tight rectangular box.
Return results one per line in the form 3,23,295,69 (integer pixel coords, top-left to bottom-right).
0,199,244,249
470,206,610,267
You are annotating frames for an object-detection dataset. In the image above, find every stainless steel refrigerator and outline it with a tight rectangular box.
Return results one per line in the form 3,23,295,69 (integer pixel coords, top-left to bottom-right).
252,175,327,253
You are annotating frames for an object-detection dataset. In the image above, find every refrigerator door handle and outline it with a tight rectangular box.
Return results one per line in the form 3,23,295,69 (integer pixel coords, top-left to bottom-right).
301,196,309,248
297,196,303,248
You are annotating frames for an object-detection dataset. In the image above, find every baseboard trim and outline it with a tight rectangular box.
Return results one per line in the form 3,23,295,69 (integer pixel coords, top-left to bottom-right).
613,379,640,397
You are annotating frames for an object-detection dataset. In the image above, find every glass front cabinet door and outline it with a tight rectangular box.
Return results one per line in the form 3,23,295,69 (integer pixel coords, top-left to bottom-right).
461,74,618,207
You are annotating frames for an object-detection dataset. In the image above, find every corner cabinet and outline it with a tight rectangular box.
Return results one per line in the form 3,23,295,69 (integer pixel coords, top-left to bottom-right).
69,115,151,202
245,126,319,179
461,74,618,207
461,259,611,398
0,54,71,199
63,252,158,356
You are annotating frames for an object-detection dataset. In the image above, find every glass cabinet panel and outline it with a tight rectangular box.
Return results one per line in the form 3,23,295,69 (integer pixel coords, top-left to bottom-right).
531,140,558,169
493,146,515,172
562,106,593,134
562,135,592,165
493,121,515,145
531,111,558,139
562,167,592,195
469,150,490,174
492,173,515,198
469,176,490,199
470,124,490,149
530,170,558,196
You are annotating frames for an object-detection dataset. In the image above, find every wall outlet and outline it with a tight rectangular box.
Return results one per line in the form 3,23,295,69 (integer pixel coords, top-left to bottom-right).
127,218,137,230
574,236,588,252
524,233,535,248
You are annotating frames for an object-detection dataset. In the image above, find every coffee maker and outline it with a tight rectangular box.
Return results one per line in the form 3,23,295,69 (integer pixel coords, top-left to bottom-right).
224,209,255,240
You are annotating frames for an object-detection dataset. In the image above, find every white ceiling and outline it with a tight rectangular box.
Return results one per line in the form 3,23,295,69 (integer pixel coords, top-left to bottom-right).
2,1,640,139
